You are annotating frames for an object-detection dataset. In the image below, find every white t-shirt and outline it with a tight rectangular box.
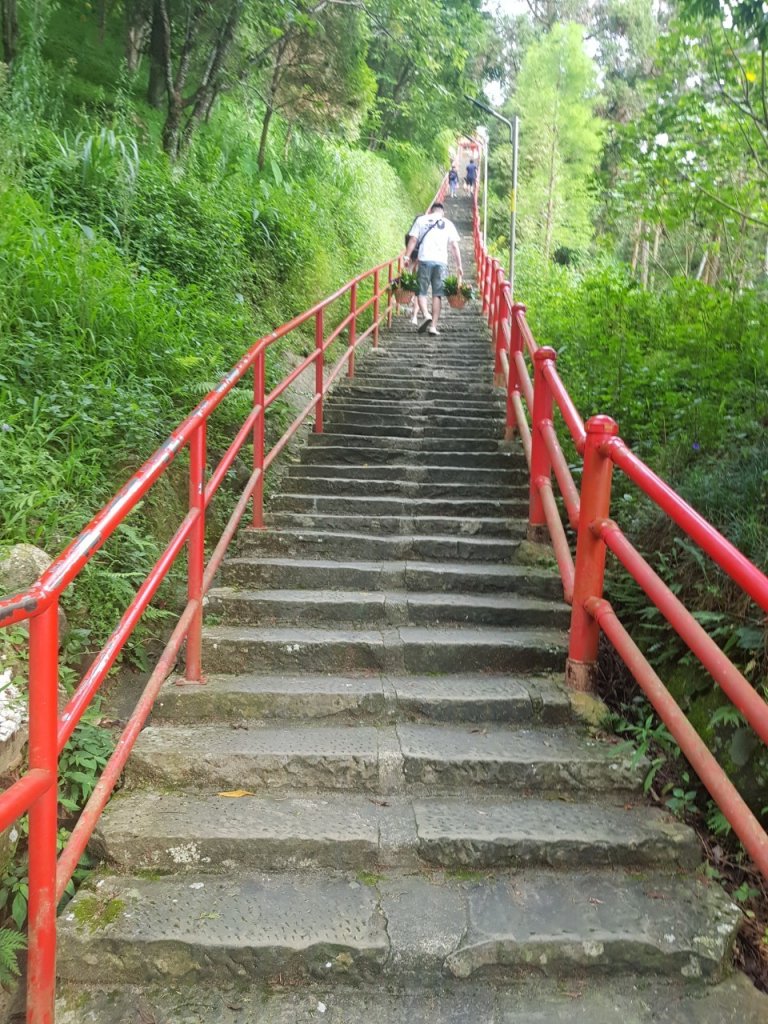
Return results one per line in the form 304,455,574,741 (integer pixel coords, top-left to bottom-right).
409,214,460,265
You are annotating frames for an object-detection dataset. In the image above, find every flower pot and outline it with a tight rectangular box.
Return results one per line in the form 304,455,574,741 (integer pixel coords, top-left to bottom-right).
395,288,415,304
447,295,467,309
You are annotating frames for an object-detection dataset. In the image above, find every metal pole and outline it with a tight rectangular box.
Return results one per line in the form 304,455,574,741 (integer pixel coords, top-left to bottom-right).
464,95,519,299
510,114,519,300
481,133,488,245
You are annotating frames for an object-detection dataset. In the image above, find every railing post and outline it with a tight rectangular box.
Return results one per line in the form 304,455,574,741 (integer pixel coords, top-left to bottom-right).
373,269,380,348
252,347,266,528
494,283,509,387
566,414,620,692
314,308,324,434
387,262,394,328
348,281,357,379
527,347,557,544
492,266,504,360
185,420,206,682
26,601,59,1024
506,302,527,440
487,259,497,330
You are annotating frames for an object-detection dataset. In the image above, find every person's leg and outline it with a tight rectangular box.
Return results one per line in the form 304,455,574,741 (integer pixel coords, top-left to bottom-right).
416,262,431,321
410,294,418,324
429,264,446,333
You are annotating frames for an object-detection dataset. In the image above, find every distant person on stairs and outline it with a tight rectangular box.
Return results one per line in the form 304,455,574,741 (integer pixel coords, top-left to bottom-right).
404,202,463,337
464,158,477,195
448,164,460,198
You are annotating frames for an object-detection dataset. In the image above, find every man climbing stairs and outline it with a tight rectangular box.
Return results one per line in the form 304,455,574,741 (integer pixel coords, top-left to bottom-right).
56,196,768,1022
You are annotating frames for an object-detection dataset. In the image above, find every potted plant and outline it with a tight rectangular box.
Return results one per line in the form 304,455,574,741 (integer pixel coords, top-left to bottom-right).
392,270,419,304
444,275,473,309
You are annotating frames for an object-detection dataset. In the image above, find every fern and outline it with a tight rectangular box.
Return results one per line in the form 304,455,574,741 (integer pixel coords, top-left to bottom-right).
0,927,26,986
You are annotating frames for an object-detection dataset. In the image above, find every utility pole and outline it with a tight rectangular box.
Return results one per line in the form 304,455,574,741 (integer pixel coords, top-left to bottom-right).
464,95,519,300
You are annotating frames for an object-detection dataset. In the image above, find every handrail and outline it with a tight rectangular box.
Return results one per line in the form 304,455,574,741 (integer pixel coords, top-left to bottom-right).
472,189,768,879
0,174,448,1024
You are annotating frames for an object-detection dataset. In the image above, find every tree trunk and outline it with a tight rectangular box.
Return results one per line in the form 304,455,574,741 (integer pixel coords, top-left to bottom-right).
640,229,649,289
147,0,167,107
125,0,150,71
649,221,662,290
630,219,642,275
1,0,18,65
257,103,274,171
543,125,558,260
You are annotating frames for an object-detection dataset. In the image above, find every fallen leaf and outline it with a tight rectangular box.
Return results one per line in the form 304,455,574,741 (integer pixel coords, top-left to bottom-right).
217,789,255,798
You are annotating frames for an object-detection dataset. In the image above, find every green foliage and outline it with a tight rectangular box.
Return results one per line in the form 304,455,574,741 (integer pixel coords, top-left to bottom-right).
0,928,26,986
59,723,115,815
513,23,604,257
443,275,473,298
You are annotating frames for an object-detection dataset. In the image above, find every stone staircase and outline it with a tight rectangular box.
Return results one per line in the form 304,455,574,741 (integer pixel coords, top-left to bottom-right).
56,197,768,1022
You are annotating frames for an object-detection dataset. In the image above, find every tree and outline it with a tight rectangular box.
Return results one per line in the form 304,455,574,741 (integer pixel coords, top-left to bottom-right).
514,22,603,258
250,2,373,169
1,0,18,65
363,0,493,156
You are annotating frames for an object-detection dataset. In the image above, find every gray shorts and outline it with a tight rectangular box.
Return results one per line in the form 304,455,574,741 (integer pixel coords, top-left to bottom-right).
417,261,447,298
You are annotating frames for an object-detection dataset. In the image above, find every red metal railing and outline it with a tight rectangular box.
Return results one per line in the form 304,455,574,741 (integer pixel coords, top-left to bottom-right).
473,192,768,879
0,176,448,1024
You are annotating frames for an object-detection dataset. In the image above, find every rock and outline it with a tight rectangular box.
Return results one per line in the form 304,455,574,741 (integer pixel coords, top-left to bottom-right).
0,542,68,639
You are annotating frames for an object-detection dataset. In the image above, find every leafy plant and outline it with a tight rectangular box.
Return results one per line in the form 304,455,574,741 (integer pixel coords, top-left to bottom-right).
58,722,115,816
0,928,26,986
443,275,473,299
392,270,419,293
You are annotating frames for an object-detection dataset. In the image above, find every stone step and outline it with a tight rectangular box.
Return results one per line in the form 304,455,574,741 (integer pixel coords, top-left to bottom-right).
335,383,497,401
239,528,523,563
349,375,492,393
200,623,566,674
126,722,630,794
94,791,700,874
325,409,499,427
300,445,519,467
56,973,768,1024
307,432,504,454
206,587,570,629
276,476,522,500
270,493,529,517
262,513,525,537
221,556,564,600
286,463,526,484
326,397,505,418
57,869,738,986
152,672,571,726
321,420,503,440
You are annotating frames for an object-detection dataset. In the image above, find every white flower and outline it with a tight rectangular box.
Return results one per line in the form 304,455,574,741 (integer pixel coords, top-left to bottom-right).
683,150,696,165
654,132,669,147
639,140,649,155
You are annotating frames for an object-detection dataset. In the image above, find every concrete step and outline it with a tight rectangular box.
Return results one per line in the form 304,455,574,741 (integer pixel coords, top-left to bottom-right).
325,397,505,418
269,493,530,517
262,513,526,537
286,463,527,484
200,623,566,674
320,420,503,440
206,587,570,629
56,974,768,1024
94,791,700,874
152,672,572,726
239,528,523,562
125,722,630,794
300,445,520,467
221,556,564,600
57,869,738,986
276,476,522,500
306,432,504,454
335,383,498,401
